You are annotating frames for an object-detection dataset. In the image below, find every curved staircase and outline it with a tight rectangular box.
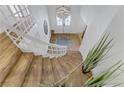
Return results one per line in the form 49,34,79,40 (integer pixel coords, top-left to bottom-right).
0,33,86,87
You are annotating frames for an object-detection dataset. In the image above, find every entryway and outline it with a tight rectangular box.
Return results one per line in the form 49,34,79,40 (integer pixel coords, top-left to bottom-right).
50,33,82,51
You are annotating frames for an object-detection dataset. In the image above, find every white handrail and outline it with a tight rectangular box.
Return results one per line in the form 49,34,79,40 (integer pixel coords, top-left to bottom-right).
2,5,68,58
53,62,83,86
21,34,68,58
25,33,67,48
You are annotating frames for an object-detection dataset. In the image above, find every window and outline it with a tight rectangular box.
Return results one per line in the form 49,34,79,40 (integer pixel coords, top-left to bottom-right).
9,5,16,13
8,5,34,34
56,16,71,26
9,5,23,17
6,5,35,45
43,20,48,35
9,5,31,18
57,16,63,26
65,16,71,26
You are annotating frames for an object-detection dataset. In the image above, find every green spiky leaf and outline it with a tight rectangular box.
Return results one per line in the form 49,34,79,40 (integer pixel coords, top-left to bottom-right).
83,33,113,73
83,61,124,87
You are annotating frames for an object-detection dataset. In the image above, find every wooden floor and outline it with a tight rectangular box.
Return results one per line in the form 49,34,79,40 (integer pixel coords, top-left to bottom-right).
50,33,81,51
0,33,91,87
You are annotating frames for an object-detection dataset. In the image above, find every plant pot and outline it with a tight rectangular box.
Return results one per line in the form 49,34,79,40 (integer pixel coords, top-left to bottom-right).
82,66,91,74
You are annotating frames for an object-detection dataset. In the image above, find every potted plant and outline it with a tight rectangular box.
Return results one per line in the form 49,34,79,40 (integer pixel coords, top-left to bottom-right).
83,61,123,87
82,33,113,73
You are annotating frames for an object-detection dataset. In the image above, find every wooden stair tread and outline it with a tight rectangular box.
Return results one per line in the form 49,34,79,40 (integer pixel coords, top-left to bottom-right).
46,59,55,84
62,58,76,69
0,44,16,58
58,58,74,74
0,33,7,42
0,32,4,35
0,32,88,87
2,53,33,87
0,32,6,38
42,58,54,85
67,66,84,86
67,53,82,59
51,58,65,82
0,44,21,85
66,50,82,57
23,56,42,87
59,56,81,66
0,37,12,55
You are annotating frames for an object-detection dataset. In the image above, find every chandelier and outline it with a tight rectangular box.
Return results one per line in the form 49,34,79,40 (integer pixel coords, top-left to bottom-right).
56,6,71,19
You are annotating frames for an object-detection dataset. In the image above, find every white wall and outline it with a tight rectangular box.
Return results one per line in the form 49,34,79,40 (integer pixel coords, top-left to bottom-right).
79,6,120,58
29,5,51,43
47,5,86,33
92,6,124,86
28,5,51,55
0,5,51,55
79,5,124,86
0,5,15,32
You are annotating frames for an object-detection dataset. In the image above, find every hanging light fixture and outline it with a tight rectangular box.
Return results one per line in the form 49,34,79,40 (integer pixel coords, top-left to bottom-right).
56,5,71,19
56,5,71,35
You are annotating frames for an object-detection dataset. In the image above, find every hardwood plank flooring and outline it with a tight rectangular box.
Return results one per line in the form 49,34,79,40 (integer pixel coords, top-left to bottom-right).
0,44,22,85
2,53,33,87
0,32,92,87
50,33,81,51
42,58,55,85
58,58,73,74
23,56,43,87
0,37,12,55
0,33,7,42
51,58,63,82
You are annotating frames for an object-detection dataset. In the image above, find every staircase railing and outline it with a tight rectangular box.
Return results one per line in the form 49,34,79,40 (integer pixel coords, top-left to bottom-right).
19,34,68,58
1,5,68,58
47,43,68,58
